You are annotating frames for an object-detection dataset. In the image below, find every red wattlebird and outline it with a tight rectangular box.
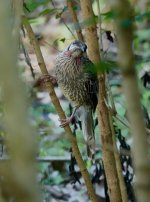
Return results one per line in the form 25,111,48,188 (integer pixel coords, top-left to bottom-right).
54,40,98,160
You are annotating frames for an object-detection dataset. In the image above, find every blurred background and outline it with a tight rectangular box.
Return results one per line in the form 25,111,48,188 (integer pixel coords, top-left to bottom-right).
0,0,150,201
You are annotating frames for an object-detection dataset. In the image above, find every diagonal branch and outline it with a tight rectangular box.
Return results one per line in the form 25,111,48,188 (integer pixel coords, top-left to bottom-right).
51,0,76,40
22,15,98,202
67,0,84,41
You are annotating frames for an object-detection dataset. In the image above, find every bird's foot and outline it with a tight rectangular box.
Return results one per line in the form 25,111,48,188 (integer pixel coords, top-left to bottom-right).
59,116,73,127
42,74,57,85
33,74,57,88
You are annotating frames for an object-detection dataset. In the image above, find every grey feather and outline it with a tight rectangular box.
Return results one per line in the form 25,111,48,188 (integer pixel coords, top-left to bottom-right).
78,106,95,159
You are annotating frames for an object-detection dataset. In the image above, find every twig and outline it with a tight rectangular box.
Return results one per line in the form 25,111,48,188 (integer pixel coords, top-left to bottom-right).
0,156,71,162
51,0,76,40
106,81,117,114
22,15,98,202
107,85,150,136
67,0,84,41
113,113,150,136
20,37,35,79
0,156,100,162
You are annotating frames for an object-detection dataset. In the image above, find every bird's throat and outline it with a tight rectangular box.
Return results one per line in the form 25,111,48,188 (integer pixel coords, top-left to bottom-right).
75,57,81,66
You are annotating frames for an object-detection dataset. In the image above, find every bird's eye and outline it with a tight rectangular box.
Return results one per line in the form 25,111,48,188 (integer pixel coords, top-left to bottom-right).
72,41,76,45
83,44,87,52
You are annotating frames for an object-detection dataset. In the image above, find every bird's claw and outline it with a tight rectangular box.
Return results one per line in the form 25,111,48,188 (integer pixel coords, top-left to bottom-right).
42,74,57,85
59,117,72,127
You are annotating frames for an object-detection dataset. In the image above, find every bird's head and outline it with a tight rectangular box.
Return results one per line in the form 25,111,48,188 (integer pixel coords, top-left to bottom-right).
64,40,87,58
67,40,87,52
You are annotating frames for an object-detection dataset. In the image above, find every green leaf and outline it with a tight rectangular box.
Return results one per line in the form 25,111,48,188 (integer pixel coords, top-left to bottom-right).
60,38,66,43
101,10,114,20
53,38,66,46
95,61,114,73
24,0,49,12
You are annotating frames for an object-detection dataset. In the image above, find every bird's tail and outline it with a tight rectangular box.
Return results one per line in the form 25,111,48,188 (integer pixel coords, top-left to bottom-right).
79,106,95,161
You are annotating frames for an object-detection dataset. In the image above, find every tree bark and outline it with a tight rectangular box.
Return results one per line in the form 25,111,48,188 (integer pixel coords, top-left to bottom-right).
79,0,122,201
109,112,128,202
110,0,150,201
98,75,122,202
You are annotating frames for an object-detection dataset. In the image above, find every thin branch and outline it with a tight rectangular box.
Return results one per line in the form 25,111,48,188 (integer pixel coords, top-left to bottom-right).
22,15,98,202
113,113,150,136
51,0,76,40
67,0,84,41
0,156,71,162
107,82,150,136
20,37,35,79
113,114,129,128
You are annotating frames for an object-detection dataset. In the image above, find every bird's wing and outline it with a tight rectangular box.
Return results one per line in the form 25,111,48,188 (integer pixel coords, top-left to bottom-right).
82,57,98,111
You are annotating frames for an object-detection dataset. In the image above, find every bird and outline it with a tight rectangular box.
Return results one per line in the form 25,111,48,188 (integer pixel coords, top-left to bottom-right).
54,40,98,160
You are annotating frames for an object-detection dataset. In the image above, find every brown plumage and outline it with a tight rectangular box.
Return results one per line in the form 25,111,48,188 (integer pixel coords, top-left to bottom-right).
55,40,98,160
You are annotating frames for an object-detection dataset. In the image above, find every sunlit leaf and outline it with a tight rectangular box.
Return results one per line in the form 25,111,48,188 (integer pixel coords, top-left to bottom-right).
60,38,66,43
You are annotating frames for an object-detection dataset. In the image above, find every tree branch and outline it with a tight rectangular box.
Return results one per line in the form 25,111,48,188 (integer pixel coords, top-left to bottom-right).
79,1,122,201
67,0,84,41
22,15,98,202
106,82,128,202
51,0,76,40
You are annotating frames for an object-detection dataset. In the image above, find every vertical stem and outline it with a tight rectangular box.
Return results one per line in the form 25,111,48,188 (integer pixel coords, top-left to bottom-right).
97,74,122,202
107,83,128,202
0,1,39,202
80,0,100,63
110,0,150,201
109,113,128,202
79,0,122,201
